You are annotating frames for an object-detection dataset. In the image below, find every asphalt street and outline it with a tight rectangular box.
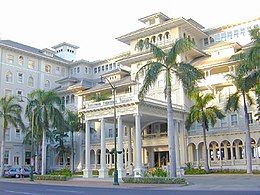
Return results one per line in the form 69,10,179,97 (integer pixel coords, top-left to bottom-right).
0,182,259,195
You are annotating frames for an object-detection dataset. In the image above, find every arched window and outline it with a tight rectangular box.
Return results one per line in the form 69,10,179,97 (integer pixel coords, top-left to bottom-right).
45,65,51,73
158,34,163,41
71,94,75,103
5,71,13,82
18,56,24,65
44,80,50,89
165,32,170,40
151,36,156,43
28,76,34,87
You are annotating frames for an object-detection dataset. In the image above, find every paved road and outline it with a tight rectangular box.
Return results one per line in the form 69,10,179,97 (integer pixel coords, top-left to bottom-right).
0,182,259,195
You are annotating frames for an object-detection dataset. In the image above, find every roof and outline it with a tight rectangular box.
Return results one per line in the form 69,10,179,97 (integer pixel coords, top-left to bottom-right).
0,40,69,63
80,76,135,94
55,76,79,84
191,55,236,68
204,41,242,51
101,67,130,77
138,12,170,23
52,42,79,49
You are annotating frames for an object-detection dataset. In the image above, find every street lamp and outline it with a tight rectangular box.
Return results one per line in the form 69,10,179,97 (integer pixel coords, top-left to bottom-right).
98,76,119,185
19,96,34,181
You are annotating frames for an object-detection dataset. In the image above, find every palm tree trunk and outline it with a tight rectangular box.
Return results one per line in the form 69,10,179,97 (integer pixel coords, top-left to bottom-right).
0,129,6,177
41,129,46,175
166,70,177,178
71,130,74,173
202,124,209,173
242,91,252,174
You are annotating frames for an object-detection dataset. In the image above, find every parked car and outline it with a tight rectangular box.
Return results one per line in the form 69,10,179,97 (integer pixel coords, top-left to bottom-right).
4,167,31,178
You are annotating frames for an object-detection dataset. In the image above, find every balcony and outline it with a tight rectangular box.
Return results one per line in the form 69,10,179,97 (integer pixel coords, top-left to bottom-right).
198,73,228,87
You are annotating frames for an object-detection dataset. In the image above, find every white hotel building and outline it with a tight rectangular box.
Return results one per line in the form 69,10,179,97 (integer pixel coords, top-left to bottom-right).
0,13,259,177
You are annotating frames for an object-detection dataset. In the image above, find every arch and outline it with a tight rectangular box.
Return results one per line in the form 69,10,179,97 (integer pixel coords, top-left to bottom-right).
220,140,231,160
44,80,50,89
158,34,163,42
251,138,257,158
90,149,95,164
106,149,110,164
144,37,149,44
232,139,244,159
5,71,13,82
187,143,196,163
18,55,24,65
209,141,219,161
164,32,170,40
96,149,101,164
142,120,167,131
28,76,34,87
151,36,156,43
197,142,204,162
71,94,75,103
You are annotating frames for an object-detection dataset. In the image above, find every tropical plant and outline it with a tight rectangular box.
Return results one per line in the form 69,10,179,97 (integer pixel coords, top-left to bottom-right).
186,92,225,173
64,110,82,172
235,27,260,120
25,90,64,175
225,71,254,174
136,38,204,177
0,96,25,176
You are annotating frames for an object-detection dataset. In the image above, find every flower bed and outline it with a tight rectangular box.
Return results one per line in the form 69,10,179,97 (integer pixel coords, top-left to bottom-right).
34,175,69,181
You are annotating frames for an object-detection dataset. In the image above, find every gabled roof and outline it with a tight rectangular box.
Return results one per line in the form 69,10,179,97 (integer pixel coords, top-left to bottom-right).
55,76,79,84
0,40,69,63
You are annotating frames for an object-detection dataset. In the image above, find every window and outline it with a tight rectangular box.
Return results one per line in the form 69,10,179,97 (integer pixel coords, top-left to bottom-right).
234,30,239,38
227,31,233,39
44,80,50,89
4,151,9,165
248,113,253,124
18,56,24,65
7,54,14,64
28,60,35,69
25,152,31,165
98,66,101,73
203,38,209,46
14,156,20,166
209,37,214,44
5,71,13,82
108,129,113,138
15,128,21,140
77,67,80,73
221,32,226,41
214,34,221,42
94,67,97,74
231,114,238,126
66,95,70,104
105,64,109,71
109,63,112,70
85,67,88,74
220,117,228,127
240,28,245,36
101,66,105,71
55,66,61,75
17,90,23,98
5,128,11,141
71,94,75,103
17,73,23,83
28,76,34,87
5,89,12,96
45,64,51,73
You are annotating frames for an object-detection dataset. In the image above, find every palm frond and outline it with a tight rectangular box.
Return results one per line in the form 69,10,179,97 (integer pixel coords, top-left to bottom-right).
138,62,164,100
225,92,240,112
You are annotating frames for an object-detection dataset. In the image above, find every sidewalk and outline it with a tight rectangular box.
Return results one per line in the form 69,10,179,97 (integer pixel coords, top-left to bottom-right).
0,174,260,191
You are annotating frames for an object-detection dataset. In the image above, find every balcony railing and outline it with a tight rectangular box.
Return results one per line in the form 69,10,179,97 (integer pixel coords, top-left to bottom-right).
198,73,229,87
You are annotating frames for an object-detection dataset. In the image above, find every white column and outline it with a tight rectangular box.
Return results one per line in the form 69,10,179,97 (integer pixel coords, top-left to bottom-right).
83,120,92,178
99,118,108,178
196,148,199,166
127,126,132,169
174,120,180,169
224,144,228,161
231,146,235,165
117,115,125,178
134,113,142,177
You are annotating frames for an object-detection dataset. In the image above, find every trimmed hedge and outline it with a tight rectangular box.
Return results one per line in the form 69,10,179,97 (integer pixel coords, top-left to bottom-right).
122,177,187,184
50,168,72,177
210,169,260,174
34,175,69,181
185,168,207,175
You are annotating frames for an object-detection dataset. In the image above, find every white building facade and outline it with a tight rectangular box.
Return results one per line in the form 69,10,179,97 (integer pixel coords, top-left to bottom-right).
0,13,259,175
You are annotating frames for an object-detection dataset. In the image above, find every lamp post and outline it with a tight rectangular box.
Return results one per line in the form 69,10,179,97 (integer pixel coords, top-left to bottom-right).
19,96,34,181
99,76,119,185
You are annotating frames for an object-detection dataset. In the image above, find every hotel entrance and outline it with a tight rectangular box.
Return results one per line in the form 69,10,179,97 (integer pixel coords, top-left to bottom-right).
154,151,169,167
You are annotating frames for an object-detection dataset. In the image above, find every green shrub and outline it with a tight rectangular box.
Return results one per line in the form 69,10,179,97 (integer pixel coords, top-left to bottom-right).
122,177,187,184
34,175,69,181
108,168,115,176
50,168,72,177
92,170,99,175
184,168,207,175
146,167,167,177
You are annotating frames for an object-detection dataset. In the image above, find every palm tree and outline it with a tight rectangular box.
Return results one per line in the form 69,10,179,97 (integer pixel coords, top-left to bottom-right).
236,27,260,120
0,96,25,177
64,110,82,173
186,92,225,173
225,71,254,174
25,90,64,175
136,38,203,177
